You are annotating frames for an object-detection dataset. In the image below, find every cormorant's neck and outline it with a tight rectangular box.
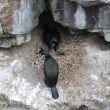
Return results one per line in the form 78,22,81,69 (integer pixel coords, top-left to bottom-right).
45,54,51,59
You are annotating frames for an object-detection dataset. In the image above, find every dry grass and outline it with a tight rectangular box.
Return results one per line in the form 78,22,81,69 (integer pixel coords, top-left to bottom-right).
53,35,83,87
36,34,83,87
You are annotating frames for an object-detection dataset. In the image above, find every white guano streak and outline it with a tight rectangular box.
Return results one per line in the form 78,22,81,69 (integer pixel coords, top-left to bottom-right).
74,4,86,29
12,0,34,34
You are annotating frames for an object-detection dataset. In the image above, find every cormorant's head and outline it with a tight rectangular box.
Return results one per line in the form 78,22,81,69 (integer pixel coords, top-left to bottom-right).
38,48,50,57
48,41,58,52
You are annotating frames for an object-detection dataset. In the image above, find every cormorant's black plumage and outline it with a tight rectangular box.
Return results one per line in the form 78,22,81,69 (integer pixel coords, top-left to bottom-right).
38,9,64,55
42,25,61,52
38,48,59,99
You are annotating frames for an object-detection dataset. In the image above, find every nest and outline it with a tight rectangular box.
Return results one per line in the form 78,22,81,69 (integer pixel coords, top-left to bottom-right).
35,34,83,87
51,35,82,87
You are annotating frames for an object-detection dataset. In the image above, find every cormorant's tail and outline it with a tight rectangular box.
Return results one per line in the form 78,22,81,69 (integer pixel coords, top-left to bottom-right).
51,87,59,99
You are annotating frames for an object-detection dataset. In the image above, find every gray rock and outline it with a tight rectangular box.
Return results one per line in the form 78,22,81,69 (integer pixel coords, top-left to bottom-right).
50,0,110,42
70,0,110,7
12,0,45,34
103,30,110,42
88,29,110,42
0,24,3,35
50,0,87,29
0,33,31,48
0,0,45,34
50,0,99,29
0,33,109,110
98,5,110,29
0,0,45,47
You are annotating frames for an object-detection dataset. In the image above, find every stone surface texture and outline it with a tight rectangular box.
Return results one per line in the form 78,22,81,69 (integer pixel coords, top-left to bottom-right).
0,29,109,110
0,0,45,47
50,0,110,42
0,33,31,48
0,0,110,46
0,0,45,34
70,0,110,7
0,1,110,109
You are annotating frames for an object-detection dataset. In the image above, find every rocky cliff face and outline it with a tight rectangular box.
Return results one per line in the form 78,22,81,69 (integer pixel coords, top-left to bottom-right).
70,0,110,6
0,0,110,47
50,0,110,42
0,29,109,110
0,0,45,47
0,1,110,110
0,0,45,34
